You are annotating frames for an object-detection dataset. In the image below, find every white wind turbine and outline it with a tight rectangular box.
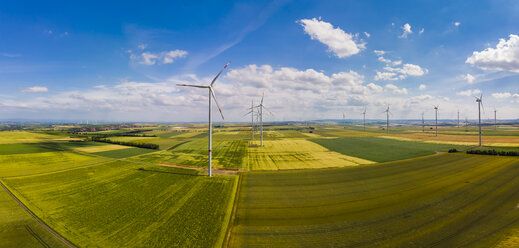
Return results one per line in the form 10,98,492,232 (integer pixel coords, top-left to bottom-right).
362,107,367,131
177,61,230,177
433,105,439,137
343,112,346,129
383,105,391,134
422,112,425,132
475,94,484,147
494,108,497,131
243,100,255,143
256,93,273,147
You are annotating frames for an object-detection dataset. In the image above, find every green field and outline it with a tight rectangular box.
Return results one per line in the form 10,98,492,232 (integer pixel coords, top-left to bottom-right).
311,136,468,162
91,147,156,158
3,161,238,247
227,154,519,247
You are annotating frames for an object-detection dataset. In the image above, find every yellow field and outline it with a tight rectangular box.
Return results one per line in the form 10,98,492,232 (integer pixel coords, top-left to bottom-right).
74,144,128,153
246,139,374,170
0,131,66,144
384,134,519,147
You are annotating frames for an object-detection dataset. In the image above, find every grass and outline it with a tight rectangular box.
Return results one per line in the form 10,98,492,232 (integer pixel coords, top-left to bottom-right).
227,154,519,247
311,136,468,162
92,147,156,158
246,139,374,170
3,160,238,248
0,131,68,144
0,184,68,248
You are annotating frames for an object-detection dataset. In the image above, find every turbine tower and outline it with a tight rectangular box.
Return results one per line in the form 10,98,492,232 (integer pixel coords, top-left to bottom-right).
243,100,255,142
362,107,367,131
383,105,391,135
433,105,439,137
494,108,497,130
457,110,460,128
475,94,484,147
256,93,273,147
343,112,346,129
177,61,230,176
422,112,425,132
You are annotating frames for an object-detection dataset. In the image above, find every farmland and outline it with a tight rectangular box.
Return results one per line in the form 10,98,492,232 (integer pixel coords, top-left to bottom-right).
2,124,519,247
227,153,519,247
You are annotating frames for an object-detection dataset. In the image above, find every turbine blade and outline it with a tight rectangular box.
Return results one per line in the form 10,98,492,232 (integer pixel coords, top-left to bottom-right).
262,105,274,116
261,92,264,105
176,84,208,88
209,87,224,120
210,61,231,87
242,111,253,118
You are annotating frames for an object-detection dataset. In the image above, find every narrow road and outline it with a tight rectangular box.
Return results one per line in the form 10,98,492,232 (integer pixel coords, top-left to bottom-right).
0,180,77,248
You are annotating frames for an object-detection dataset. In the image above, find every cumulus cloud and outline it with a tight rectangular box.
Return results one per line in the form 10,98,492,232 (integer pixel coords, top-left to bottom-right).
364,32,370,38
419,28,424,35
466,34,519,72
299,18,366,58
419,84,426,90
22,86,48,93
464,73,476,84
375,63,428,80
137,49,188,65
378,56,391,64
492,92,512,99
454,22,461,27
400,23,412,38
374,50,386,56
457,89,481,96
385,84,408,94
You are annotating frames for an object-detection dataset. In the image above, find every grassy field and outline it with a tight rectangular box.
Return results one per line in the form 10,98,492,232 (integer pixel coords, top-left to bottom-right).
246,139,374,170
227,154,519,247
91,147,156,158
0,185,68,248
3,160,238,248
312,136,468,162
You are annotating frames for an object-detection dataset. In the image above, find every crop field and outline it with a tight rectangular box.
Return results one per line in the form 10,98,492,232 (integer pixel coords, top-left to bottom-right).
91,147,156,158
0,131,68,144
2,160,238,247
312,136,468,162
227,154,519,247
0,185,68,248
246,139,374,170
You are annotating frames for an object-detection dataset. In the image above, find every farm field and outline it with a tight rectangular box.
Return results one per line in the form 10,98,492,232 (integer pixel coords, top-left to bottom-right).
2,160,238,248
311,136,469,162
0,185,68,248
227,153,519,247
246,139,374,170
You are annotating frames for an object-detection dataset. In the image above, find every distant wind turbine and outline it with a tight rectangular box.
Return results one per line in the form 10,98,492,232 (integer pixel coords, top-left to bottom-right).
475,94,484,147
362,107,367,131
457,109,460,128
256,93,273,147
422,112,425,132
177,61,230,176
433,105,439,137
243,100,255,143
494,108,497,131
383,105,391,134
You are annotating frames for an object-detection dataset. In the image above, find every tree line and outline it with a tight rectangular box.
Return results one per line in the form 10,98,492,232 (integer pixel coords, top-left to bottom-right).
91,137,159,150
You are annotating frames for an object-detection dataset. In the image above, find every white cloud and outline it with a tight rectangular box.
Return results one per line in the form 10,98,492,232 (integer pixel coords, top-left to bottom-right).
492,92,512,99
419,28,424,35
364,32,370,38
392,60,402,66
378,56,391,64
419,84,426,90
400,23,412,38
454,22,461,27
385,84,408,94
464,73,476,84
374,50,386,56
138,44,147,50
375,71,398,81
138,49,188,65
299,18,366,58
366,83,383,92
457,89,481,96
22,86,48,93
377,63,428,80
514,94,519,98
466,34,519,73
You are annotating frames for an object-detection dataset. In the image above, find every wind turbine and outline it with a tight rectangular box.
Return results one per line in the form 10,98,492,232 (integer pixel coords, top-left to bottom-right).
475,94,484,147
343,112,346,129
457,109,460,128
433,105,439,137
243,100,255,143
177,61,230,176
422,112,425,132
494,108,497,130
256,93,273,147
362,107,367,131
383,105,391,134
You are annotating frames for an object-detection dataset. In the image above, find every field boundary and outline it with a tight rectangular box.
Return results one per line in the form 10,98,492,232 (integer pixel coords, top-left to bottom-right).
0,180,77,248
222,173,243,248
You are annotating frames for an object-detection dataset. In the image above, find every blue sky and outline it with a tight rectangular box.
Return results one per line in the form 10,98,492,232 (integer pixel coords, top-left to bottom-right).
1,0,518,122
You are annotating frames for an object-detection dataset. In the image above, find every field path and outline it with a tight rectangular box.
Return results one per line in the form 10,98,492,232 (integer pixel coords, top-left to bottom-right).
0,180,77,248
